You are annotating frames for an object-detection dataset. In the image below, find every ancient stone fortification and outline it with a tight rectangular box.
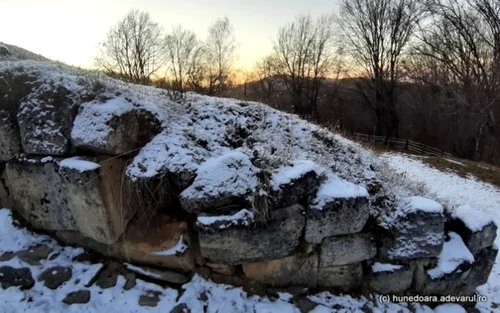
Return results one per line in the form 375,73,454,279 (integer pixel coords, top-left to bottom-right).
0,63,497,298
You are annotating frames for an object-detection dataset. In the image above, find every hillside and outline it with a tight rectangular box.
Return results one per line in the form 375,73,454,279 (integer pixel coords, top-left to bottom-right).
0,59,499,313
0,42,49,62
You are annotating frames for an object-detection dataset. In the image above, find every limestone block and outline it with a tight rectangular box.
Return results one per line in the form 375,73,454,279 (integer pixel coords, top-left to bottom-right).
0,110,21,161
305,197,369,244
5,158,76,230
318,263,363,288
197,204,305,264
320,233,377,267
60,156,134,244
242,252,319,287
370,262,414,294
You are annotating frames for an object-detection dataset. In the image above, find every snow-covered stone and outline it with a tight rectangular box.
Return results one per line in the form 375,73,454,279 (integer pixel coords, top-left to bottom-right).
5,158,76,230
71,97,160,155
197,204,305,264
197,209,255,230
318,263,363,288
180,151,258,214
242,252,319,287
17,83,81,155
447,205,497,253
427,232,474,280
269,160,321,209
377,196,445,260
60,156,135,244
0,110,22,161
370,263,413,294
320,233,376,267
305,191,369,244
126,131,210,190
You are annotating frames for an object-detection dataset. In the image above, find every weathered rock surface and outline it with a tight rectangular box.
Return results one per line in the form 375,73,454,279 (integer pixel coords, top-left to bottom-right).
17,84,80,155
38,266,72,289
5,158,76,230
120,216,195,272
60,156,134,244
0,266,34,290
198,204,305,264
179,151,258,214
305,197,369,244
242,252,319,287
62,290,91,305
0,167,13,209
71,98,160,155
377,196,445,261
318,263,363,288
0,110,22,161
269,161,320,209
320,233,376,267
370,263,414,294
127,265,191,285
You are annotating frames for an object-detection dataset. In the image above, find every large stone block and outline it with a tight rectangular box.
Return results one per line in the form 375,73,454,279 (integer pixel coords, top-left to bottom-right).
269,161,320,209
60,156,135,244
0,110,22,162
377,196,445,261
320,233,377,267
447,206,497,253
0,166,13,209
5,158,76,230
370,262,414,294
242,252,319,287
71,98,160,155
197,204,305,264
17,84,80,155
305,197,369,244
180,151,258,214
318,263,363,288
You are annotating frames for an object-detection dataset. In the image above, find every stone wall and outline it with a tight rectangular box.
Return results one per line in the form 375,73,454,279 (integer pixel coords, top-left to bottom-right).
0,69,497,299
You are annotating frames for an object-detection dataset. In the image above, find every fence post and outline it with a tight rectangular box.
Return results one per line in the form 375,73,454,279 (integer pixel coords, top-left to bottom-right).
421,144,426,155
405,139,409,150
384,136,389,145
441,150,444,157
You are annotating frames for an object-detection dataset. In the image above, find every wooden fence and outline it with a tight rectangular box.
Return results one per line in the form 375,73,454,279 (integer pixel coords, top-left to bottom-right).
352,133,454,159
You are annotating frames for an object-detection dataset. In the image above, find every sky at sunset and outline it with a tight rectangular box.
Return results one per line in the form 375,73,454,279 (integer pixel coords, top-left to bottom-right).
1,0,341,70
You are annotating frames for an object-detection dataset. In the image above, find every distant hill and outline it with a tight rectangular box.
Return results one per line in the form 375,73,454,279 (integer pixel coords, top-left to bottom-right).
0,42,49,61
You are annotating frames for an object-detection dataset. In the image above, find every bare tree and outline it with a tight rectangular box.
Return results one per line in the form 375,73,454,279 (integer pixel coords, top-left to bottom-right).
338,0,424,137
96,10,165,84
205,17,237,95
273,14,337,119
164,26,204,93
253,55,279,102
411,0,500,159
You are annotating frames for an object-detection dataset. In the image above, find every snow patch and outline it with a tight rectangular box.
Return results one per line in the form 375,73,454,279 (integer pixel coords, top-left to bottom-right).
400,196,444,214
372,262,404,273
181,151,258,198
152,235,188,256
427,232,475,279
271,160,319,190
310,175,368,210
452,205,494,232
197,209,255,229
59,157,100,172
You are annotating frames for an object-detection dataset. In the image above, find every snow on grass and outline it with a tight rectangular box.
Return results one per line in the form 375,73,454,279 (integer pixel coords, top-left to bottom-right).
59,157,100,172
180,151,258,198
310,175,368,210
452,205,495,232
152,235,188,256
372,262,404,273
427,232,475,279
196,209,255,229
